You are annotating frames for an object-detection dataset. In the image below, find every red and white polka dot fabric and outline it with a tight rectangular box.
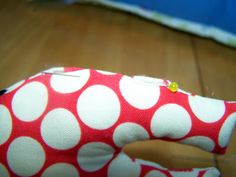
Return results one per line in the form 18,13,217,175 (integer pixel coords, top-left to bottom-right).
0,67,235,177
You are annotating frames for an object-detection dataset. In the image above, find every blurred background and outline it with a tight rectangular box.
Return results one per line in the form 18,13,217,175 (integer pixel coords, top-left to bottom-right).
0,0,236,176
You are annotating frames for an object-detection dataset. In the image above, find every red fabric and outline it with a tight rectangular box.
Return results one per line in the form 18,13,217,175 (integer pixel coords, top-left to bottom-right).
0,67,234,177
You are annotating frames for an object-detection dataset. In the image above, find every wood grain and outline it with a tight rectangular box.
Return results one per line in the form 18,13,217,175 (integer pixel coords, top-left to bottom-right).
193,37,236,177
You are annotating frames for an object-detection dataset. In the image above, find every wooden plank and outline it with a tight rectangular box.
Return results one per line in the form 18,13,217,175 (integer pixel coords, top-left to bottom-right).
125,140,215,169
0,0,215,170
193,37,236,177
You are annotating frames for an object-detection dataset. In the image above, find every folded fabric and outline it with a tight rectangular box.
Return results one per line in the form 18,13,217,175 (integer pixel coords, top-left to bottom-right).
0,67,235,177
69,0,236,48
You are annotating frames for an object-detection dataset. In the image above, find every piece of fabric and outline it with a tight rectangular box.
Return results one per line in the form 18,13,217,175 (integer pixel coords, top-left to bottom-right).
72,0,236,48
1,67,235,177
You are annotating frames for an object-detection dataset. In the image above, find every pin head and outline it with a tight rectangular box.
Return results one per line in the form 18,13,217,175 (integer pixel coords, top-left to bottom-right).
169,82,178,92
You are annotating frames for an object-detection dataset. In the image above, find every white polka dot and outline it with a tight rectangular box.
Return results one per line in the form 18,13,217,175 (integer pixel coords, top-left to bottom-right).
42,163,79,177
7,136,45,176
108,153,141,177
188,95,225,123
77,142,114,172
0,163,10,177
96,70,116,75
180,136,215,152
41,108,81,150
218,112,236,147
119,76,160,110
202,168,220,177
0,105,12,145
12,81,48,122
77,85,120,130
113,123,149,147
170,170,198,177
151,104,192,139
6,80,24,93
145,170,167,177
50,69,90,94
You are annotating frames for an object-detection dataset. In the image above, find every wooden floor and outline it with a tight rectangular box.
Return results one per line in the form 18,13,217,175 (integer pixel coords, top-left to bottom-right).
0,1,236,176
